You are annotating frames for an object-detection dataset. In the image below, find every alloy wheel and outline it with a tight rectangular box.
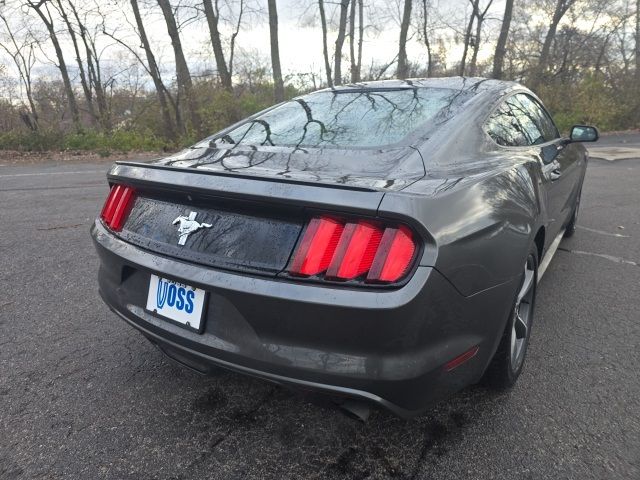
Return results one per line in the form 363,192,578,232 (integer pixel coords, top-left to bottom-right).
510,257,535,371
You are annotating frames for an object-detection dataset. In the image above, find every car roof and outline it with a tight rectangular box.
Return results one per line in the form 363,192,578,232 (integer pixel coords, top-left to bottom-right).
313,77,522,96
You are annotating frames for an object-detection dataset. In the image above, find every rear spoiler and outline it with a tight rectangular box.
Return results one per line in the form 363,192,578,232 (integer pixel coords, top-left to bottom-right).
113,161,378,192
108,162,385,216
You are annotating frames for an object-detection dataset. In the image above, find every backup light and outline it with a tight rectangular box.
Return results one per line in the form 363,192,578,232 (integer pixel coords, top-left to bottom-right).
289,215,418,284
100,184,136,231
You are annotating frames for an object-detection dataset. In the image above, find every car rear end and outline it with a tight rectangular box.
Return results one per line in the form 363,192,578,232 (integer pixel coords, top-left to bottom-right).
92,160,515,417
92,82,518,416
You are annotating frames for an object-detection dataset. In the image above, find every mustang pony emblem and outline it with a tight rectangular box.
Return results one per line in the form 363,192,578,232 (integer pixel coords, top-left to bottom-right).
172,211,212,245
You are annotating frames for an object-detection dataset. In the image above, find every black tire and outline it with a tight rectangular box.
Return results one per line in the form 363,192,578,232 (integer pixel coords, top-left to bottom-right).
483,245,538,389
564,189,581,238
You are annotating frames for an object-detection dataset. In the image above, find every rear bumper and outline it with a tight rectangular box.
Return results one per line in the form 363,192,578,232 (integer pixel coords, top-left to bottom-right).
92,220,518,417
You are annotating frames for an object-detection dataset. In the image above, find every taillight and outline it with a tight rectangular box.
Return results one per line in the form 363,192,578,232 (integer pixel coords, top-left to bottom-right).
289,216,418,284
289,216,344,276
367,226,415,282
100,184,136,231
326,222,382,280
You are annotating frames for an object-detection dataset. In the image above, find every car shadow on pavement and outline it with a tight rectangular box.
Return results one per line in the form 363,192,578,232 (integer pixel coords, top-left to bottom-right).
137,352,516,479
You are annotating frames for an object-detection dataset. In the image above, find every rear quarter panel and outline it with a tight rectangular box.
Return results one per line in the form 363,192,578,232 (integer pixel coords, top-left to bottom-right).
379,159,543,297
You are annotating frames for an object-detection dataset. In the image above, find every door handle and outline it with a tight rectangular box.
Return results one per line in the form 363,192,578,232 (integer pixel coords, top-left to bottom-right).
545,159,562,181
549,168,562,181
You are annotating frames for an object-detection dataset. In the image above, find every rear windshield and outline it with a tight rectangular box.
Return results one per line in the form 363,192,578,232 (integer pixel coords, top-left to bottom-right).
214,87,473,148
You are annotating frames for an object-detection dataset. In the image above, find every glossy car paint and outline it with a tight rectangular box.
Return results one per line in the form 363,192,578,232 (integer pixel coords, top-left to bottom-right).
92,78,588,417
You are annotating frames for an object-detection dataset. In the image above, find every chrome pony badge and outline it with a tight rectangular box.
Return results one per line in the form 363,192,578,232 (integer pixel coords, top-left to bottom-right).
172,211,212,245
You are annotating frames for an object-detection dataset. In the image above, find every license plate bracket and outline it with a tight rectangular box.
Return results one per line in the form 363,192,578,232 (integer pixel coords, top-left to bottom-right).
145,274,207,333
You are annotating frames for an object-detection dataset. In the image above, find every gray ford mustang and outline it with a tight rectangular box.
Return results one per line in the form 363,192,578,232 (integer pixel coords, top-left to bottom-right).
92,77,598,417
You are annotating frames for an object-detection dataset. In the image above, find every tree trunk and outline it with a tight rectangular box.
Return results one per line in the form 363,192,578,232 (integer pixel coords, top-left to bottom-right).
0,14,39,130
227,0,243,80
69,0,110,131
22,56,38,130
397,0,412,79
56,0,97,126
635,0,640,80
202,0,233,90
469,18,481,75
357,0,363,80
421,0,433,77
349,0,363,82
130,0,177,139
349,0,356,82
493,0,514,79
459,1,477,76
334,0,349,85
537,14,561,83
157,0,202,134
469,1,494,76
533,0,575,89
267,0,284,102
28,1,81,132
318,0,333,87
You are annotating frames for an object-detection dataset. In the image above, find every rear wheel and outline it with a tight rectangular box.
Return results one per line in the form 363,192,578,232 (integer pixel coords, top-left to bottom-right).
483,246,538,389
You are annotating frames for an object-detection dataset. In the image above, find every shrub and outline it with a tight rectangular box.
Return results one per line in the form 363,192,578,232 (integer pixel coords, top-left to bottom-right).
0,129,168,153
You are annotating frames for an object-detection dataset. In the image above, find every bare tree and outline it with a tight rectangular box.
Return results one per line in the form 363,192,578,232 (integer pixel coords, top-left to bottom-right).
125,0,177,139
635,0,640,79
267,0,284,102
458,0,493,76
227,1,244,81
157,0,202,134
318,0,333,87
202,0,233,90
459,0,476,75
0,12,38,130
468,0,494,76
333,0,349,85
55,0,96,125
0,0,637,146
397,0,412,78
348,0,363,82
26,0,81,131
419,0,433,77
68,1,110,130
532,0,578,88
493,0,514,79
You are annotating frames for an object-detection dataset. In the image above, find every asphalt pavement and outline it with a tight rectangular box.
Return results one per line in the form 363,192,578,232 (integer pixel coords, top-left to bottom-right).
1,141,639,479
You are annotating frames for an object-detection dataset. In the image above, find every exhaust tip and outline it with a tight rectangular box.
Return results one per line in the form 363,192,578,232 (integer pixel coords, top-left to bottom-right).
338,399,372,422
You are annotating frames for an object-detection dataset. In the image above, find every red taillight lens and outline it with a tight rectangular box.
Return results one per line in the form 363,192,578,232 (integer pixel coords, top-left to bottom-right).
288,216,418,284
326,222,383,280
289,216,344,276
367,226,416,283
100,184,136,231
101,184,123,224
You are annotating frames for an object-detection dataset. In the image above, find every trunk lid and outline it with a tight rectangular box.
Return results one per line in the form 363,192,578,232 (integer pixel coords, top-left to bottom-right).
119,192,303,276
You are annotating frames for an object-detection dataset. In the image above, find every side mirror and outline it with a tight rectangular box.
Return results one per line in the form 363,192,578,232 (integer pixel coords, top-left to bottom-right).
569,125,599,143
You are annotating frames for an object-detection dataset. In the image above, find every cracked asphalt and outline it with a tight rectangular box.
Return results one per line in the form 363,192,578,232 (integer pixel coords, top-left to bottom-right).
1,140,639,479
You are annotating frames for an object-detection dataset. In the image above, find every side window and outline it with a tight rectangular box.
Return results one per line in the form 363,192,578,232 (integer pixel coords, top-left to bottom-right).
485,94,560,147
508,94,559,144
485,102,528,147
530,96,560,141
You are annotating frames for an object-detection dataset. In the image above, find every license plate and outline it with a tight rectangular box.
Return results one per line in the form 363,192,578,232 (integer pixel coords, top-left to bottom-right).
146,275,207,332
